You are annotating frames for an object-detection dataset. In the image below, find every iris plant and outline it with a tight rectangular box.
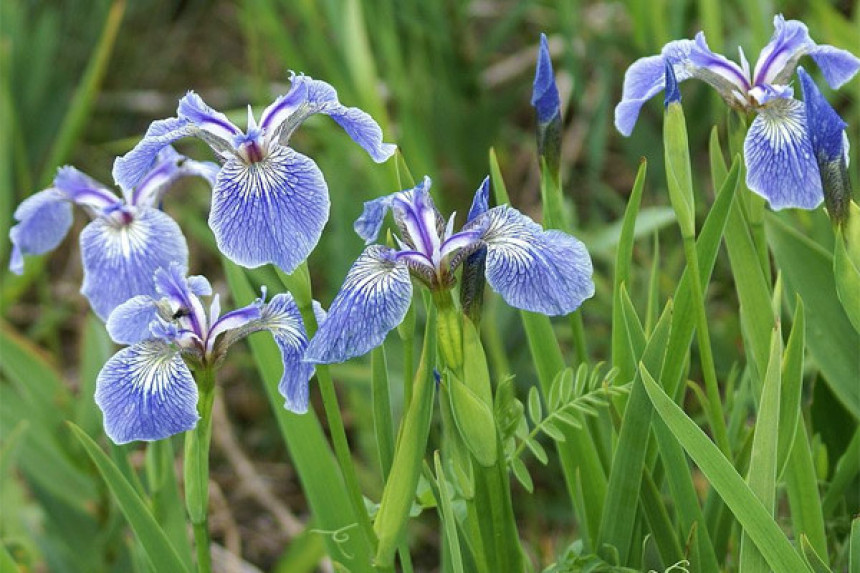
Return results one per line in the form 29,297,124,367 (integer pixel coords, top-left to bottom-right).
304,176,595,364
97,263,315,444
112,73,396,273
9,147,216,319
616,15,859,210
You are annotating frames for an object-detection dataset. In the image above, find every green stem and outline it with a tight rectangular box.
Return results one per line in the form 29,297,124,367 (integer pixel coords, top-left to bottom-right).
277,265,378,552
568,310,588,365
371,345,394,479
682,235,731,455
184,367,216,573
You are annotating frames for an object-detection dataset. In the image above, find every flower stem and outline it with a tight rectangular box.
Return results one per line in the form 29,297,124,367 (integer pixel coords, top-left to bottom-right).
277,265,378,553
185,367,216,573
682,235,731,456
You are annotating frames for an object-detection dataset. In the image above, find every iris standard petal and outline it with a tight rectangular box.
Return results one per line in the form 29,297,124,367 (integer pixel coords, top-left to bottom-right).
208,146,329,272
8,189,74,274
53,167,122,211
106,295,160,345
177,91,242,147
207,303,263,350
304,245,412,364
532,33,561,124
95,340,199,444
80,208,189,320
477,206,594,315
688,32,751,97
281,75,396,163
354,193,396,244
743,97,823,210
753,16,812,85
259,78,309,136
113,117,195,191
130,146,219,207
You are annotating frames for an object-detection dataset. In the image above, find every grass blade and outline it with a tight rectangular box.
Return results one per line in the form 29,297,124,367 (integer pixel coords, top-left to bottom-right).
639,365,811,572
69,423,190,573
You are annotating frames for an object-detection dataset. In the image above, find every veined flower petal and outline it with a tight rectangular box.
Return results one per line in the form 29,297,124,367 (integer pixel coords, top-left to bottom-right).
178,91,243,145
279,74,396,163
305,245,412,364
80,208,189,320
258,293,315,413
8,189,74,274
808,45,860,89
95,340,199,444
259,79,309,137
130,146,218,207
53,167,122,212
476,206,594,315
614,39,695,136
798,67,848,163
744,97,823,210
106,295,160,345
206,303,263,352
208,146,329,272
688,32,751,96
113,117,196,191
354,193,397,244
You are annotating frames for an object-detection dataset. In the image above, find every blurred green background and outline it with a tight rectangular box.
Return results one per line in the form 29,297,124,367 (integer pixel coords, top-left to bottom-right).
1,0,858,570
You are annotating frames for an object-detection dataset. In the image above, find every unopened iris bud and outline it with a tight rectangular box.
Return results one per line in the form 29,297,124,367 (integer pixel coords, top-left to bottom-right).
532,33,562,175
798,67,853,228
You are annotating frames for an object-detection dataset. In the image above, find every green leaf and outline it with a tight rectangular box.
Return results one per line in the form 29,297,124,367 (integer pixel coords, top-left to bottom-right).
777,298,805,475
663,102,695,238
528,386,542,425
612,160,648,383
224,262,373,569
510,457,534,494
833,235,860,333
801,536,832,573
767,214,860,419
449,373,497,467
525,439,549,465
739,325,782,573
433,452,465,573
371,345,395,479
639,366,811,573
69,423,190,573
785,423,828,564
598,300,673,564
851,518,860,573
822,427,860,517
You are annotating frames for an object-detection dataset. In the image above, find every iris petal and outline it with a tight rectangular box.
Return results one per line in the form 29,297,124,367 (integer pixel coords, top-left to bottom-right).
808,45,860,89
106,295,160,345
113,117,195,191
354,194,396,244
281,75,396,163
743,97,823,210
95,340,199,444
798,67,848,163
753,16,811,85
208,147,329,272
532,33,561,124
261,293,315,413
8,189,74,274
467,177,490,222
80,208,189,320
477,206,594,315
305,245,412,364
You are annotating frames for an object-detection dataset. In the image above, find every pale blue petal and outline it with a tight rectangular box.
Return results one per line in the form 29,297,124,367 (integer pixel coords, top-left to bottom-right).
808,45,860,89
304,245,412,364
476,206,594,315
106,295,159,345
8,189,73,274
467,176,490,222
688,32,751,96
80,208,189,320
207,303,262,345
177,91,242,146
753,16,812,85
129,146,218,207
354,194,397,244
744,98,823,210
209,146,329,272
53,167,121,211
113,117,195,191
261,293,315,413
615,39,696,136
95,340,199,444
283,75,396,163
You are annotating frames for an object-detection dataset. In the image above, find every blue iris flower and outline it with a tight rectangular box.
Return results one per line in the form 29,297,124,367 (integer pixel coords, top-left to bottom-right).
615,15,859,210
304,176,595,364
112,73,396,273
8,147,216,320
97,263,318,443
532,33,561,125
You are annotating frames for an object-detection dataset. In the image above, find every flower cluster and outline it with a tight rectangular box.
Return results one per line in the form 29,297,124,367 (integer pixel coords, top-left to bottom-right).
9,147,216,319
304,176,595,364
98,264,316,443
616,15,859,210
